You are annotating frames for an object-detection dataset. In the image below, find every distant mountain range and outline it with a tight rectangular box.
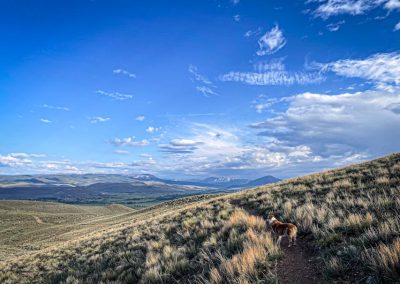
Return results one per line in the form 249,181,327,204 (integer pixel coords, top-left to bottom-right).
0,173,280,204
190,175,281,188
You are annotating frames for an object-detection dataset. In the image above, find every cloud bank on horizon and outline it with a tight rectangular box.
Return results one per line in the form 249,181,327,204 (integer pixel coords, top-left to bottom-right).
0,0,399,179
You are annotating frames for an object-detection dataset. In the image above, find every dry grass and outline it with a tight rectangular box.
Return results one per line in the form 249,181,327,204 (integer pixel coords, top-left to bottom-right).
364,239,400,282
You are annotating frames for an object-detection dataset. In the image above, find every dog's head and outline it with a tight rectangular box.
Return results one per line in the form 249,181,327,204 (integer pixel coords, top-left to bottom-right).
267,215,277,225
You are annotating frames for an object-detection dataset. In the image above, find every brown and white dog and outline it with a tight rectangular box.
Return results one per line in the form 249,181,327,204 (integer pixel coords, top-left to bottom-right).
268,216,297,247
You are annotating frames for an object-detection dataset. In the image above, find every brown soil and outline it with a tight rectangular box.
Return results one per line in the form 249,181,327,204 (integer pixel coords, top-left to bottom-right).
275,236,323,284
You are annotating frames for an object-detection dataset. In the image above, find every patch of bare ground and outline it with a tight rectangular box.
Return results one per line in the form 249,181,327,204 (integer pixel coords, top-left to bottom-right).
276,236,322,284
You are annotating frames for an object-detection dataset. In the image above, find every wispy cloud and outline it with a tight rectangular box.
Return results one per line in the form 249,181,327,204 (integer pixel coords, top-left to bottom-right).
256,24,286,56
253,58,286,72
188,65,212,85
309,0,399,19
326,20,345,31
136,115,145,121
114,150,130,155
188,65,218,96
231,0,240,5
113,68,136,78
42,104,70,111
220,71,324,85
40,118,52,123
251,95,281,113
220,59,324,85
244,27,262,38
10,153,46,158
313,52,400,90
109,136,149,147
394,21,400,31
196,86,218,96
96,90,133,100
89,116,111,124
233,14,241,22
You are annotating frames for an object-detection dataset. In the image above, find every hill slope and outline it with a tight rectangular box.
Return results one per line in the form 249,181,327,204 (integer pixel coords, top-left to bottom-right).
0,153,399,283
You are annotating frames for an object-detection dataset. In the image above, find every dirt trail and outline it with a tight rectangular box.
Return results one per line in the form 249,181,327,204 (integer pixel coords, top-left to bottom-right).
275,236,322,284
232,201,323,284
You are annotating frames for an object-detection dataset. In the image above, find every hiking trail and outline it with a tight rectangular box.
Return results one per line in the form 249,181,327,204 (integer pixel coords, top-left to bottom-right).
232,201,323,284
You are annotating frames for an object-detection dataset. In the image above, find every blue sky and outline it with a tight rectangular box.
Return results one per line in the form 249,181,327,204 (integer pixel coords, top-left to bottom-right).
1,0,400,179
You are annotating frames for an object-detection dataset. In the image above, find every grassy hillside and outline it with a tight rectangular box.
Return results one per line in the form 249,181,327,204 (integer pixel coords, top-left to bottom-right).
0,153,399,283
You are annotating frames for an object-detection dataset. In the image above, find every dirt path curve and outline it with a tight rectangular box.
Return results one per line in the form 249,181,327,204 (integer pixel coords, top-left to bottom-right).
231,201,323,284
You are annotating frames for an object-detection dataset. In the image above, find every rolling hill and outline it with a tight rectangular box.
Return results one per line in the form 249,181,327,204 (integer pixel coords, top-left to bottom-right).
0,153,399,283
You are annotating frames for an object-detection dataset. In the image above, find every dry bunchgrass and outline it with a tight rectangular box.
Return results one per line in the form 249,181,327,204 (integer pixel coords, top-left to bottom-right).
364,239,400,282
202,209,280,284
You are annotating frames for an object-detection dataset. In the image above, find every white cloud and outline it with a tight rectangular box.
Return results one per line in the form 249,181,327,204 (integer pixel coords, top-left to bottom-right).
326,20,345,31
114,150,130,155
196,86,218,96
96,90,133,100
0,154,33,167
159,138,203,154
244,27,262,38
10,153,46,158
385,0,400,10
90,117,111,124
252,96,281,113
315,52,400,89
154,123,326,178
256,25,286,56
233,14,241,22
136,115,145,121
310,0,400,18
221,58,324,86
146,126,160,133
312,0,379,18
113,68,136,78
394,21,400,31
250,89,400,159
231,0,240,5
42,104,70,111
253,58,286,72
109,136,150,147
220,71,324,85
188,65,218,96
171,139,201,146
40,118,52,123
188,65,212,85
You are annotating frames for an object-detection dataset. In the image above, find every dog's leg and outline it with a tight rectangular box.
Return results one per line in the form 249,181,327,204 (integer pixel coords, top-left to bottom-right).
287,235,291,247
277,236,282,246
292,235,296,246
